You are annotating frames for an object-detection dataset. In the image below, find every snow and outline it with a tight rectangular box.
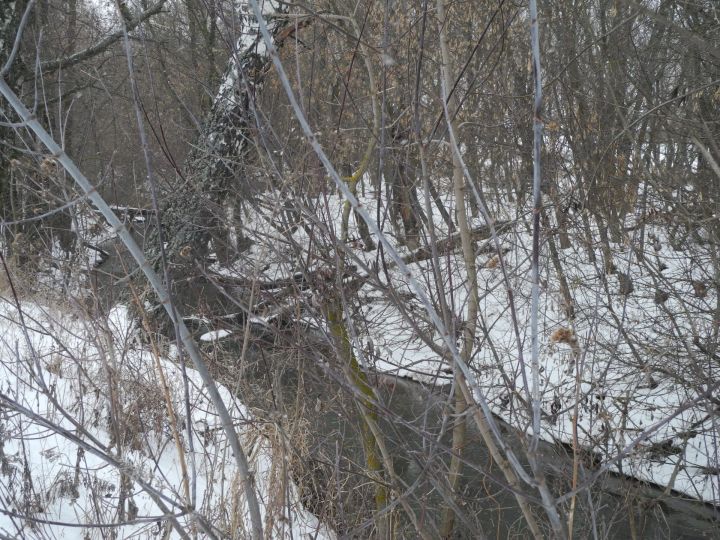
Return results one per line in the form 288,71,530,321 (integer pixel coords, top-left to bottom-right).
8,170,716,512
219,179,720,506
199,329,233,342
0,300,335,539
214,0,283,108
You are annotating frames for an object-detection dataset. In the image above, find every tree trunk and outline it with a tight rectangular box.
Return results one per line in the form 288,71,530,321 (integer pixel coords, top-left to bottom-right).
436,2,476,535
149,4,293,304
327,300,390,537
0,1,30,238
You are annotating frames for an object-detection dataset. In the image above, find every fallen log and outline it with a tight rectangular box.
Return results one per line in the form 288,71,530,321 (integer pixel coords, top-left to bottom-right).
398,221,509,266
208,221,510,291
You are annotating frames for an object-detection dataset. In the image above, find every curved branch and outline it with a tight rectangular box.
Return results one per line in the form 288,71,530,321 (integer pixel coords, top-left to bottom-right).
0,0,34,77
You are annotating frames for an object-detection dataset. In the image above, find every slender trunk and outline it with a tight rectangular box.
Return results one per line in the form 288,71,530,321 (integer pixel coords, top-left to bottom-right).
436,0,554,536
542,209,575,320
327,301,389,537
436,1,477,535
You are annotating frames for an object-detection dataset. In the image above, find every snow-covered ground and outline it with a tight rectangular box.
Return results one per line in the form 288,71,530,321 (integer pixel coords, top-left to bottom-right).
216,179,720,506
0,299,334,539
8,171,715,538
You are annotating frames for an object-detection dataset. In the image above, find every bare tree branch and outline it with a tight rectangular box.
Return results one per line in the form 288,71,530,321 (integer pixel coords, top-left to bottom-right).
38,0,167,74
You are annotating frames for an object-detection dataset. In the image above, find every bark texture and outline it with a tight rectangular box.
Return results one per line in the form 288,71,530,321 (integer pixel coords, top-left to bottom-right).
143,4,300,321
152,6,295,304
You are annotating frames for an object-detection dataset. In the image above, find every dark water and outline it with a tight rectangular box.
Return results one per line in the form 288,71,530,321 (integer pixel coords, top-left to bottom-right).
208,338,720,539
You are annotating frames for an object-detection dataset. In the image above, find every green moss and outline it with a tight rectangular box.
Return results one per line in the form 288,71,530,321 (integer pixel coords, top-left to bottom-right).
327,302,388,510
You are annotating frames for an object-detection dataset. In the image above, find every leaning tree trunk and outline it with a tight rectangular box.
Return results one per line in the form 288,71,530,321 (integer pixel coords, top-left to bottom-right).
151,3,293,293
